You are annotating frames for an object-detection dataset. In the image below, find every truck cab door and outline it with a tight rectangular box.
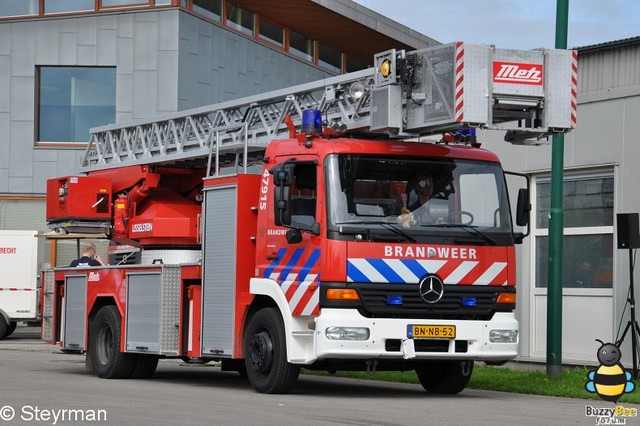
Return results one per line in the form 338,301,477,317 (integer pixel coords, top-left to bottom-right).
261,157,322,317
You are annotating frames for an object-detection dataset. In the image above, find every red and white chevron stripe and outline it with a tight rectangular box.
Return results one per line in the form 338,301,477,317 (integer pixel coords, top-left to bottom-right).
454,42,465,122
268,271,320,316
0,288,35,291
570,50,578,128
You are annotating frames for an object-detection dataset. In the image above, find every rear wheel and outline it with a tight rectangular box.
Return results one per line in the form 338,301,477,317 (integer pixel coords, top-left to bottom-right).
416,360,473,394
244,308,299,394
89,305,136,379
130,355,159,379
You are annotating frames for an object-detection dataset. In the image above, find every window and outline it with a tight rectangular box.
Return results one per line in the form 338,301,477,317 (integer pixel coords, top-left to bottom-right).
346,55,368,72
258,18,284,46
0,0,38,17
289,31,314,62
319,43,342,73
534,174,614,288
44,0,94,13
38,67,116,143
325,155,514,245
193,0,221,21
101,0,148,6
290,163,317,225
226,2,253,36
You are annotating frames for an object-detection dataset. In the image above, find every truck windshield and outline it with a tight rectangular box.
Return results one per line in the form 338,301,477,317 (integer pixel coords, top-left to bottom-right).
325,154,513,244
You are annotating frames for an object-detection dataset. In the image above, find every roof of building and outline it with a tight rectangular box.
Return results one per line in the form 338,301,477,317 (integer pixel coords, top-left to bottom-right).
232,0,440,62
575,36,640,54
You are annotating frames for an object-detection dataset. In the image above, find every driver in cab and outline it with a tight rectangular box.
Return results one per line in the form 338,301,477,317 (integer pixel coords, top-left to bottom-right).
397,173,434,228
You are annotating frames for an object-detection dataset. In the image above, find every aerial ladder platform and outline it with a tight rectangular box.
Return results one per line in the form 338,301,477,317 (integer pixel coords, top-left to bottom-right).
81,42,577,175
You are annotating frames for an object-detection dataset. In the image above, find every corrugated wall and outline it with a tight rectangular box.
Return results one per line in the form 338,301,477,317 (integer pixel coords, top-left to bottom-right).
177,12,331,110
480,40,640,363
578,45,640,96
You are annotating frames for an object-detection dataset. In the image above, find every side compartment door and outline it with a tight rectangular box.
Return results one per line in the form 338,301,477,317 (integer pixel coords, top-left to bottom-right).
63,275,87,351
201,183,238,357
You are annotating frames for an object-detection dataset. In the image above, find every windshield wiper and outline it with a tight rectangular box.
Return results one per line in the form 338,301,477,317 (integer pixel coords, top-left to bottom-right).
417,223,496,246
379,222,416,243
334,221,416,243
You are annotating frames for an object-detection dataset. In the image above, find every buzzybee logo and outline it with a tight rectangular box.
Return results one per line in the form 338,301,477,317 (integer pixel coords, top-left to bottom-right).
585,339,635,403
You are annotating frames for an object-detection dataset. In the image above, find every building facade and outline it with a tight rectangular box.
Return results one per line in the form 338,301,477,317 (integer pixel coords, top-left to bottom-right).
0,0,435,264
482,37,640,364
2,0,637,367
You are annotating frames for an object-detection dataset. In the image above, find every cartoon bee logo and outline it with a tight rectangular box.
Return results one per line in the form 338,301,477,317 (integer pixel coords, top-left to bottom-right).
585,339,635,403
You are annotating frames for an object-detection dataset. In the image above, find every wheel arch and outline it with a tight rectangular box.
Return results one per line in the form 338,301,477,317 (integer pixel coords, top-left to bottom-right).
87,297,120,351
247,277,315,364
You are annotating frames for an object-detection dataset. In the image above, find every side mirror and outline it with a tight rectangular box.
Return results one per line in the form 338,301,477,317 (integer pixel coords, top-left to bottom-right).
286,229,302,244
516,188,530,227
271,163,295,227
285,222,320,244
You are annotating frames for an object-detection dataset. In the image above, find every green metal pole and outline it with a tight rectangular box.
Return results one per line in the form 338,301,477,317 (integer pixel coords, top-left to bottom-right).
547,0,569,378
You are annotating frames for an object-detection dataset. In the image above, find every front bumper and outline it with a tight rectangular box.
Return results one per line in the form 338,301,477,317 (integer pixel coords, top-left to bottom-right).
313,309,518,362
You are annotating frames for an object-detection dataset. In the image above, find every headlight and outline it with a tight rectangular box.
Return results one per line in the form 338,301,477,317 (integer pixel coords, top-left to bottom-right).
489,329,518,343
325,327,370,341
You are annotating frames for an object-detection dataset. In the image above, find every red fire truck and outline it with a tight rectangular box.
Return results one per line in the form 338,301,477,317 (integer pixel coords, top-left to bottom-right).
41,43,577,394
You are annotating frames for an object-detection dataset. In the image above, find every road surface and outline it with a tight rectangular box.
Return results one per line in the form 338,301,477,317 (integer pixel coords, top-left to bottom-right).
0,325,635,426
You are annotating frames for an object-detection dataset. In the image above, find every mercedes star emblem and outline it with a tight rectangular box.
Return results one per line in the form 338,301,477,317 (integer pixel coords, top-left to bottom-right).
419,274,445,304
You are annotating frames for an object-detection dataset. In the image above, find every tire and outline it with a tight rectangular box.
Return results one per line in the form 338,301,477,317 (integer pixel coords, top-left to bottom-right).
0,317,8,340
244,308,299,394
130,355,159,379
89,305,136,379
416,360,474,394
5,321,17,338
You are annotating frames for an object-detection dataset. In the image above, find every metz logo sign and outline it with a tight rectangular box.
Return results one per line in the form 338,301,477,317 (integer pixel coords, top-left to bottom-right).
493,61,543,85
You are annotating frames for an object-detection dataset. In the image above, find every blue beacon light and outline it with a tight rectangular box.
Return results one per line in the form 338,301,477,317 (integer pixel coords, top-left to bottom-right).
386,295,403,305
301,109,322,133
461,297,477,307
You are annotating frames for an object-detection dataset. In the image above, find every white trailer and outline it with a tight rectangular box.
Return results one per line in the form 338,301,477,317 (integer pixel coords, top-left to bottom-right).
0,230,39,339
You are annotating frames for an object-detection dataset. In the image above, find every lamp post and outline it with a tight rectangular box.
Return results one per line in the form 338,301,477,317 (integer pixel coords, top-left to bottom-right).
547,0,569,378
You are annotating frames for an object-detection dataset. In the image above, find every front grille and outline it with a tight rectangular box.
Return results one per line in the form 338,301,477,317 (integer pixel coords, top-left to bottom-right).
353,283,511,320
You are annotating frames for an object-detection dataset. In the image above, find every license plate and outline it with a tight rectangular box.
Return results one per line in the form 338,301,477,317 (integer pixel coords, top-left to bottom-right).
407,325,456,339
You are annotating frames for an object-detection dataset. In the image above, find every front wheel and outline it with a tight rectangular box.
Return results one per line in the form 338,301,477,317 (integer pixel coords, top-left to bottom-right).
89,305,136,379
416,360,474,394
0,317,8,340
244,308,299,394
4,321,17,338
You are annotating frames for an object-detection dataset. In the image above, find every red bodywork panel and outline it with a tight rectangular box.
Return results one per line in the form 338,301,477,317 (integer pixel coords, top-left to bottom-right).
47,264,202,354
46,176,112,221
42,135,516,359
46,165,204,246
203,174,259,357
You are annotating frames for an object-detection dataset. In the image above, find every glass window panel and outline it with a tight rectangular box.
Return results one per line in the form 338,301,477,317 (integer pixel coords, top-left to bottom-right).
193,0,221,21
226,2,254,36
290,31,313,62
0,0,38,17
319,44,342,73
38,67,116,143
346,55,368,72
258,18,284,46
45,0,94,13
101,0,148,6
460,173,502,227
155,0,172,4
536,177,614,228
535,234,613,288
